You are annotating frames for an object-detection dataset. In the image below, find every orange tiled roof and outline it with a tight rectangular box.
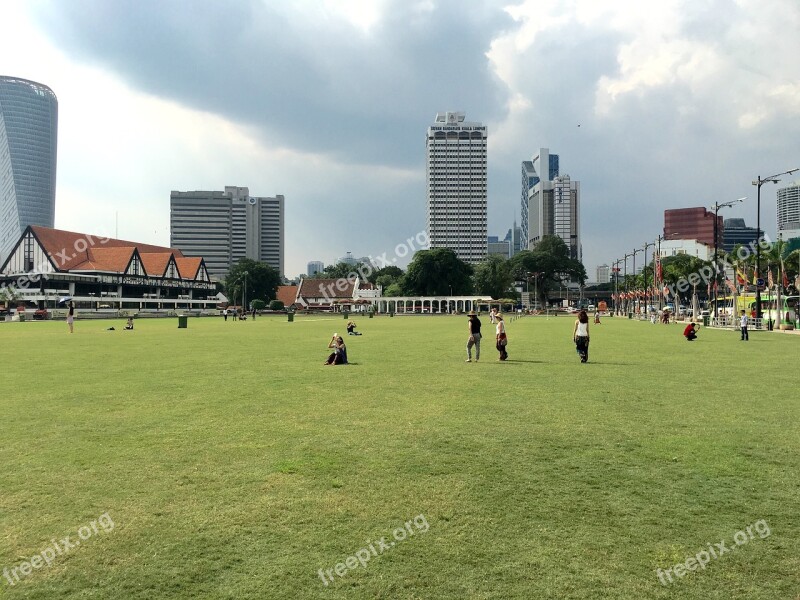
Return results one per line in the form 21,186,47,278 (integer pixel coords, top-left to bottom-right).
175,257,203,280
70,246,138,273
30,226,181,272
276,285,298,307
139,252,175,278
297,277,356,300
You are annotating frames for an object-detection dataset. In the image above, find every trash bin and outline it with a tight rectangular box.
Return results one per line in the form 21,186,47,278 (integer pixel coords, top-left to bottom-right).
177,315,188,328
627,313,632,319
368,312,373,319
702,315,710,327
18,313,25,322
389,311,394,318
288,313,294,322
343,312,349,319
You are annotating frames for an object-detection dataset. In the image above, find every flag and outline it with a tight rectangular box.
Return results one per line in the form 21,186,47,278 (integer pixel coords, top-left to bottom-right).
663,285,670,299
656,258,663,283
726,277,736,294
782,268,789,288
768,269,774,288
736,269,746,285
752,270,759,286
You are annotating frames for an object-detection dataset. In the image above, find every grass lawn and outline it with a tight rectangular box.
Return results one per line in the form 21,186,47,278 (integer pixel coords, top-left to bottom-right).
1,314,799,599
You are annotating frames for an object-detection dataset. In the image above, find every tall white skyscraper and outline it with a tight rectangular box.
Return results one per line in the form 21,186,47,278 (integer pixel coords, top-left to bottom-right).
777,180,800,241
426,111,487,264
170,186,284,278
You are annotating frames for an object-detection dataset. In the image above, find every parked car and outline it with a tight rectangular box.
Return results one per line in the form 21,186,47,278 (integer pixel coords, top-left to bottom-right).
33,308,49,320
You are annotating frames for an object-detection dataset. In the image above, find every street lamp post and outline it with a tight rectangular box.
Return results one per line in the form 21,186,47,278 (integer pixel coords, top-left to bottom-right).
623,253,631,315
656,235,663,311
631,248,642,314
711,197,746,321
752,169,799,322
242,271,248,312
643,241,654,314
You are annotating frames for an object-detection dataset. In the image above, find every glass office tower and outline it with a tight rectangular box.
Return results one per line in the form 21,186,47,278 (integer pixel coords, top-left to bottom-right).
0,76,58,264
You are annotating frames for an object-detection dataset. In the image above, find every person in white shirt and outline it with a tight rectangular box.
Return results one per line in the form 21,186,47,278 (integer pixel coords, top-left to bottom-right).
495,314,508,361
740,310,749,341
572,310,590,363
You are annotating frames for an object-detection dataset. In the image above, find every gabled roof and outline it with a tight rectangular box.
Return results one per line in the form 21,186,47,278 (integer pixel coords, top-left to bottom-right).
139,252,176,278
69,246,140,274
30,226,181,272
174,257,203,280
297,277,357,300
276,285,298,307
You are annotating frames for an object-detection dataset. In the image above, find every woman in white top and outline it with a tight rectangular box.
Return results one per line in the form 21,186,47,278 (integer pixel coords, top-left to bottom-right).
495,314,508,361
572,309,590,363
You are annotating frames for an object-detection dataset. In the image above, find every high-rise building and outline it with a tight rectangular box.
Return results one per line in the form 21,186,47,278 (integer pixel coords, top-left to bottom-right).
526,160,581,261
307,261,324,276
170,186,284,279
596,264,610,284
777,180,800,241
521,148,559,247
0,76,58,264
487,236,510,258
722,218,759,253
663,207,721,247
426,111,487,264
504,221,522,256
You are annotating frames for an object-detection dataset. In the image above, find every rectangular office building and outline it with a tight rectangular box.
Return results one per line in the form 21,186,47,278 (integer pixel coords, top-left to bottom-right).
426,111,487,264
170,186,284,279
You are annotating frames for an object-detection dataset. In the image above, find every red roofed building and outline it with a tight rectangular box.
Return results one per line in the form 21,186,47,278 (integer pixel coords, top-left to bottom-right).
293,277,378,311
1,226,217,311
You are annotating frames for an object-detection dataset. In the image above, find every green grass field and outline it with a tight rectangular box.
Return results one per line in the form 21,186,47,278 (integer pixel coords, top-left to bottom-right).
1,314,798,599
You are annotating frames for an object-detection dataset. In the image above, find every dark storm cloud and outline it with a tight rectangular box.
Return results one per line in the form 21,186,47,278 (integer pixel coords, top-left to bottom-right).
31,0,513,167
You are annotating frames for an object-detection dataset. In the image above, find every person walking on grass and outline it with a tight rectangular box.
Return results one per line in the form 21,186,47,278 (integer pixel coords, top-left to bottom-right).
572,309,590,363
740,310,749,341
67,301,75,334
495,314,508,361
466,311,482,362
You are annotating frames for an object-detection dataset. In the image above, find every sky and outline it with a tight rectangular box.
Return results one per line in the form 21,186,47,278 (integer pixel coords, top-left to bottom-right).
2,0,799,280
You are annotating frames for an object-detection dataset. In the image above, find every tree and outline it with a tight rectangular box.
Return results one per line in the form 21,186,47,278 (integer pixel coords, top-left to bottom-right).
473,255,514,299
225,259,282,307
308,262,363,279
369,265,404,289
509,236,586,306
268,300,284,311
402,248,473,296
661,254,711,304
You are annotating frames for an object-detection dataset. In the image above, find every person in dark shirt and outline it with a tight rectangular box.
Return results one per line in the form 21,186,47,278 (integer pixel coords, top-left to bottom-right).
466,311,482,362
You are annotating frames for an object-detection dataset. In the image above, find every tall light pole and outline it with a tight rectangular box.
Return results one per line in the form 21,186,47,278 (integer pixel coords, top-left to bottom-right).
643,241,654,313
623,253,631,314
753,168,799,321
655,234,663,311
711,197,746,320
242,271,248,311
631,248,642,314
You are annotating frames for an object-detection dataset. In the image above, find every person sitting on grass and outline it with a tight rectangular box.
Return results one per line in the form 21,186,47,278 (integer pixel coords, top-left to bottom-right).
683,322,698,341
346,320,362,335
124,317,134,330
324,334,348,365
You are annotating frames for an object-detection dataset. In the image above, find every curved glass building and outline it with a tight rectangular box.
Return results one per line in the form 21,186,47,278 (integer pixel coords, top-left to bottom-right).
0,76,58,264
